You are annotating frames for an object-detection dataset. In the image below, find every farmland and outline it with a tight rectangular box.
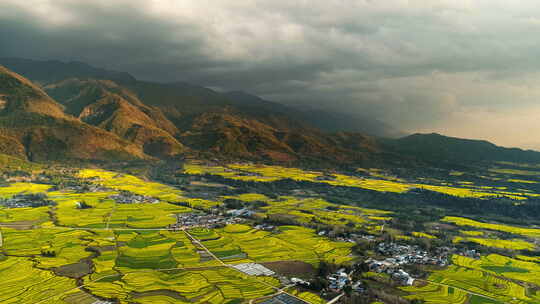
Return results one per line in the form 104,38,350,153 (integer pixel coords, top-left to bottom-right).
443,216,540,237
184,163,540,200
201,224,355,265
1,162,540,304
452,236,536,251
0,169,358,303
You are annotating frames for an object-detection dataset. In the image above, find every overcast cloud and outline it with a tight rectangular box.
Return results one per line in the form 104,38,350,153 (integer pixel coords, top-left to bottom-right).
1,0,540,148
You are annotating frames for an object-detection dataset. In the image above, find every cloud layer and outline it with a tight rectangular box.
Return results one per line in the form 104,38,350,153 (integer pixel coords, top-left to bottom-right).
1,0,540,148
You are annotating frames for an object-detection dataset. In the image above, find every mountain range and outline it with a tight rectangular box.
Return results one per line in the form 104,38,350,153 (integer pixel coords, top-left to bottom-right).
0,57,539,167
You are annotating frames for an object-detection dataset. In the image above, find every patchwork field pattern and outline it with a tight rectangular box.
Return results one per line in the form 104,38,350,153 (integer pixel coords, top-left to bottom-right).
452,236,536,251
185,163,539,199
2,163,540,303
201,224,354,265
443,216,540,237
0,256,77,304
252,196,391,231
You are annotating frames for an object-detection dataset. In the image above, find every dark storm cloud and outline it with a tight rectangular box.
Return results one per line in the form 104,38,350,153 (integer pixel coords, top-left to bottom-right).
2,0,540,148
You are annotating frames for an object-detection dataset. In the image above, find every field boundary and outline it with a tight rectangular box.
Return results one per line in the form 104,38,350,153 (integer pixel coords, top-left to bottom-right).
416,279,507,304
105,202,117,230
184,229,312,304
6,224,320,304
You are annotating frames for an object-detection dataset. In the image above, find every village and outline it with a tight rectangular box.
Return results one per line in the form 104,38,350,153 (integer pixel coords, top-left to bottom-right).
0,176,489,304
0,193,54,208
108,191,160,204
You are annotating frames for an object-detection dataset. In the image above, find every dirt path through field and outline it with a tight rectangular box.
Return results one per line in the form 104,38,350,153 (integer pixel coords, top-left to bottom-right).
183,229,312,303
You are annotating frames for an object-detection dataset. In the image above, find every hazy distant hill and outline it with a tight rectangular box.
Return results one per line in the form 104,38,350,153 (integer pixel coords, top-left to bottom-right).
384,133,540,164
0,57,135,84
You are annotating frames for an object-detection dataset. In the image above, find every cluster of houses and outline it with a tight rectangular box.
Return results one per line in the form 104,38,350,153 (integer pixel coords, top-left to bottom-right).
318,231,377,243
62,184,108,193
457,248,481,259
360,242,454,286
254,223,275,231
327,268,365,293
376,242,449,266
365,259,416,286
226,208,254,217
168,212,245,230
290,277,310,286
328,268,350,290
0,193,53,208
108,192,160,204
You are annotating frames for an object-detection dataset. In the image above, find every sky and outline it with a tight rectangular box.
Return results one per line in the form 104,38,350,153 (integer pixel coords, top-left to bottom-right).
1,0,540,149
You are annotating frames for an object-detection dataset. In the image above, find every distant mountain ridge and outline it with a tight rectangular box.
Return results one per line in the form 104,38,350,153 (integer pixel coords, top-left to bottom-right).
0,65,146,162
0,63,383,164
1,57,540,168
0,57,400,138
0,57,136,84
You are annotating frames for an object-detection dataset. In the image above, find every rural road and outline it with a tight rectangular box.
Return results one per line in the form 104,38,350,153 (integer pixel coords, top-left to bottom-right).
12,224,323,304
184,229,312,304
326,293,344,304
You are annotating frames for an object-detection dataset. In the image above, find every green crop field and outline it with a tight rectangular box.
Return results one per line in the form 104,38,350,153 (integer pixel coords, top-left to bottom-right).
452,236,536,251
83,267,279,304
412,232,437,239
452,254,540,286
427,266,536,303
201,224,354,265
49,191,118,228
3,161,540,304
250,196,391,231
79,169,187,203
185,163,538,199
0,256,77,303
443,216,540,237
0,182,52,198
402,282,469,304
109,202,190,229
0,205,50,224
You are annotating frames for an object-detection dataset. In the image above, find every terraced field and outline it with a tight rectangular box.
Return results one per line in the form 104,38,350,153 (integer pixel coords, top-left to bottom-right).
48,191,117,228
78,169,187,203
412,232,437,239
452,254,540,287
402,282,469,304
443,216,540,238
3,163,540,303
0,256,77,303
0,183,52,198
83,267,279,304
452,236,536,251
0,176,294,303
253,196,391,231
405,257,540,304
185,163,538,199
428,266,536,303
109,202,191,229
201,224,354,266
0,205,50,225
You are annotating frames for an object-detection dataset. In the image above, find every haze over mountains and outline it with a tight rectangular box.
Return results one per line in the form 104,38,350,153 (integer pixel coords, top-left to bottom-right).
1,57,540,167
